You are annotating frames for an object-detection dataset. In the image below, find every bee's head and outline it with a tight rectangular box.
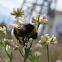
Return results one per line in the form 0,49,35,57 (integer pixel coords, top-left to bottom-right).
9,24,18,29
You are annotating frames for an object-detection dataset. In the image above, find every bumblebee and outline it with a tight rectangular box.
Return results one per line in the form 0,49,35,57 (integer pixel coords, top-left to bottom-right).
9,22,38,45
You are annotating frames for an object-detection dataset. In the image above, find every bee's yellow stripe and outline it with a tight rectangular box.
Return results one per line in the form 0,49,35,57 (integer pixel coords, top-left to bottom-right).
29,27,37,37
15,23,21,35
15,27,20,34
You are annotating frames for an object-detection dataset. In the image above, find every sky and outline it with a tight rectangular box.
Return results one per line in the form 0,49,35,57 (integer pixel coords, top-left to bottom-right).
0,0,62,25
0,0,23,25
0,0,23,16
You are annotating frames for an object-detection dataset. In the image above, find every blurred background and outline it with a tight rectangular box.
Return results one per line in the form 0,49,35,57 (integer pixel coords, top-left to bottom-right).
0,0,62,62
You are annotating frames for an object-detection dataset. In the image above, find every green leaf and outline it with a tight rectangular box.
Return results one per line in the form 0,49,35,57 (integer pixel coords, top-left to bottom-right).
19,49,24,57
36,56,39,60
28,57,32,61
33,56,36,61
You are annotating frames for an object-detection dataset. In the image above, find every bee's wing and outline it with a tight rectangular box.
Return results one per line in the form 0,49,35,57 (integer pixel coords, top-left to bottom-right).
8,24,18,29
18,18,29,24
16,24,26,31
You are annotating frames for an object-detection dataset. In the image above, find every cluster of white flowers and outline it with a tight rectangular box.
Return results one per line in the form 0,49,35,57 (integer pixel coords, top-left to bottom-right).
0,26,6,35
32,16,48,24
2,38,12,51
11,8,24,18
38,34,57,45
3,38,20,50
33,42,42,57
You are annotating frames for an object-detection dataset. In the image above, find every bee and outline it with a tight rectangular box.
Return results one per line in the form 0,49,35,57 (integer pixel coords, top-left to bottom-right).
9,21,38,45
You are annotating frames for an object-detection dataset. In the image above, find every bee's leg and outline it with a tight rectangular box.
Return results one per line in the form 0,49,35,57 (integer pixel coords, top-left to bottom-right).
28,37,29,40
16,36,21,43
22,37,25,45
22,36,24,41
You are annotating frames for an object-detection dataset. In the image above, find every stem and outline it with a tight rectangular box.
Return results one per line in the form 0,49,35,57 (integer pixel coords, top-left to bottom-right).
37,23,40,29
24,48,26,62
47,45,49,62
37,15,40,29
24,58,26,62
3,44,13,62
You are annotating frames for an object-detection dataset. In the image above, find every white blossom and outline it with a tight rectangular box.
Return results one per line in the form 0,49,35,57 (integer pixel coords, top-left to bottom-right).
44,34,49,39
38,40,42,44
54,41,57,44
0,26,6,34
6,45,10,51
46,41,50,44
41,35,46,42
38,34,57,45
35,43,42,49
34,51,41,56
32,16,48,24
